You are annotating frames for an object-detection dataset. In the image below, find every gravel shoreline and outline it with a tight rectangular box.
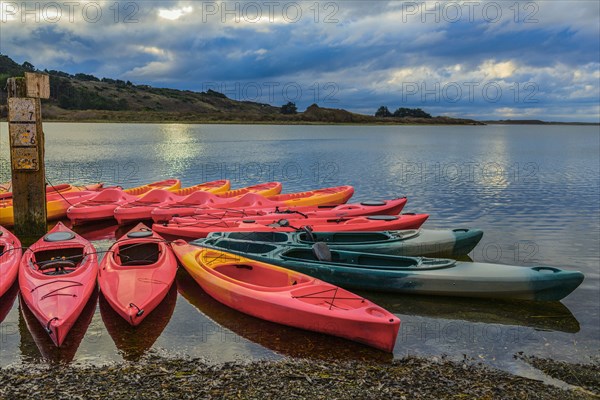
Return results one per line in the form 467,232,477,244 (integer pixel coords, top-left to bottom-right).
1,356,597,399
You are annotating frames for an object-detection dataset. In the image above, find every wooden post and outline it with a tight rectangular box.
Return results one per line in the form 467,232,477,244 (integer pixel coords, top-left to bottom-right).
6,72,49,238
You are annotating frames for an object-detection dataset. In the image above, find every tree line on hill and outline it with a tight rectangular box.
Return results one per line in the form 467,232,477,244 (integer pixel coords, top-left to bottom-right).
375,106,432,119
0,56,129,111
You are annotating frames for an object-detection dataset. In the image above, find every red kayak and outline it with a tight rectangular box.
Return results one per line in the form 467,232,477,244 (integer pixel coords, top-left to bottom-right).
154,213,429,239
0,225,21,298
113,180,231,225
150,185,354,223
172,243,400,352
190,197,408,220
18,222,98,347
67,179,180,225
114,190,180,225
98,223,177,326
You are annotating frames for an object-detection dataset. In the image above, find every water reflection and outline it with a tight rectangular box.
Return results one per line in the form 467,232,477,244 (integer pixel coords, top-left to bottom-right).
176,269,393,362
357,291,580,333
19,289,98,364
0,283,18,323
99,283,177,361
70,220,120,242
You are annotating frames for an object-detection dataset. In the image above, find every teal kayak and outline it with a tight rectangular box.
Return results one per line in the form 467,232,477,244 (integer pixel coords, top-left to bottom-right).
203,228,483,257
196,239,584,301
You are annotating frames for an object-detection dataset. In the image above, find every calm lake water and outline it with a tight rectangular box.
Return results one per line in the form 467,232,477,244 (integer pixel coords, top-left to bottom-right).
1,123,598,380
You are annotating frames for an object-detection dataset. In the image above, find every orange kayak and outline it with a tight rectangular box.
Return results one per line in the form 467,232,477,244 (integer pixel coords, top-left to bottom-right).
172,242,400,352
173,180,230,196
0,225,21,297
98,223,177,326
19,222,98,347
266,185,354,206
67,179,181,225
150,185,351,223
216,182,282,198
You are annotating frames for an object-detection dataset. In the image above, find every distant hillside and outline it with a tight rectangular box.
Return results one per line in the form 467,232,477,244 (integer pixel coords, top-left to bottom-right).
0,55,482,125
484,119,599,126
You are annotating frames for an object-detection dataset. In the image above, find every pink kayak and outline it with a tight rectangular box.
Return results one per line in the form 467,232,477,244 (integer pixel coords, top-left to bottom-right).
19,222,98,347
67,188,140,225
67,179,181,225
150,185,355,223
113,180,231,225
153,213,429,239
0,225,22,298
190,197,408,220
98,224,177,326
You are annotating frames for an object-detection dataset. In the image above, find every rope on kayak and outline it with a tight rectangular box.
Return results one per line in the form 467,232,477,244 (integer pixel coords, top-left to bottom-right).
45,177,76,207
292,287,366,311
274,207,309,218
0,246,28,258
30,280,83,300
164,218,233,229
129,303,144,319
46,317,59,334
194,208,252,219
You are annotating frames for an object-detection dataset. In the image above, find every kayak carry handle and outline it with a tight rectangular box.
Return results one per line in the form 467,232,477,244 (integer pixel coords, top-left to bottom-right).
532,266,561,273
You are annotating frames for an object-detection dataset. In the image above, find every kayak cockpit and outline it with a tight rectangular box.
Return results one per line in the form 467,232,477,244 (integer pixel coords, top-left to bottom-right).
212,262,311,288
31,246,86,276
199,239,279,255
297,231,394,244
281,247,456,270
113,242,161,266
217,232,290,243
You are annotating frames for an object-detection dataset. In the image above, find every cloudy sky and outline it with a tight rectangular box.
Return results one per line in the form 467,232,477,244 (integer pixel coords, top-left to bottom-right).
1,1,599,121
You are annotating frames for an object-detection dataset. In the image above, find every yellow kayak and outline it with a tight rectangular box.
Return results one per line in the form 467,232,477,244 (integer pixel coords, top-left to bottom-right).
0,188,101,226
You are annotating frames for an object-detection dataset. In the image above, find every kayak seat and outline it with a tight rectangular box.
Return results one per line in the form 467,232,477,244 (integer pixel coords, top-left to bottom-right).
37,259,78,275
312,242,332,262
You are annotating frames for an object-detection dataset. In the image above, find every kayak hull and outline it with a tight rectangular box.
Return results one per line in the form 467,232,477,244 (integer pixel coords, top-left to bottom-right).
199,240,584,301
190,197,408,221
0,225,21,297
203,228,483,257
153,214,429,239
98,224,177,326
18,222,98,346
172,242,400,352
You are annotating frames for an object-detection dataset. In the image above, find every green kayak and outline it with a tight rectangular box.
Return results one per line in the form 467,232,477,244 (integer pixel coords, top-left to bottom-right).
203,228,483,257
195,239,584,301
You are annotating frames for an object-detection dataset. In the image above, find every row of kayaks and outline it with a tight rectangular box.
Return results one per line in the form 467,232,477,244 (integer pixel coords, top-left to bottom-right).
1,223,399,351
0,179,363,227
0,178,586,352
0,214,585,352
